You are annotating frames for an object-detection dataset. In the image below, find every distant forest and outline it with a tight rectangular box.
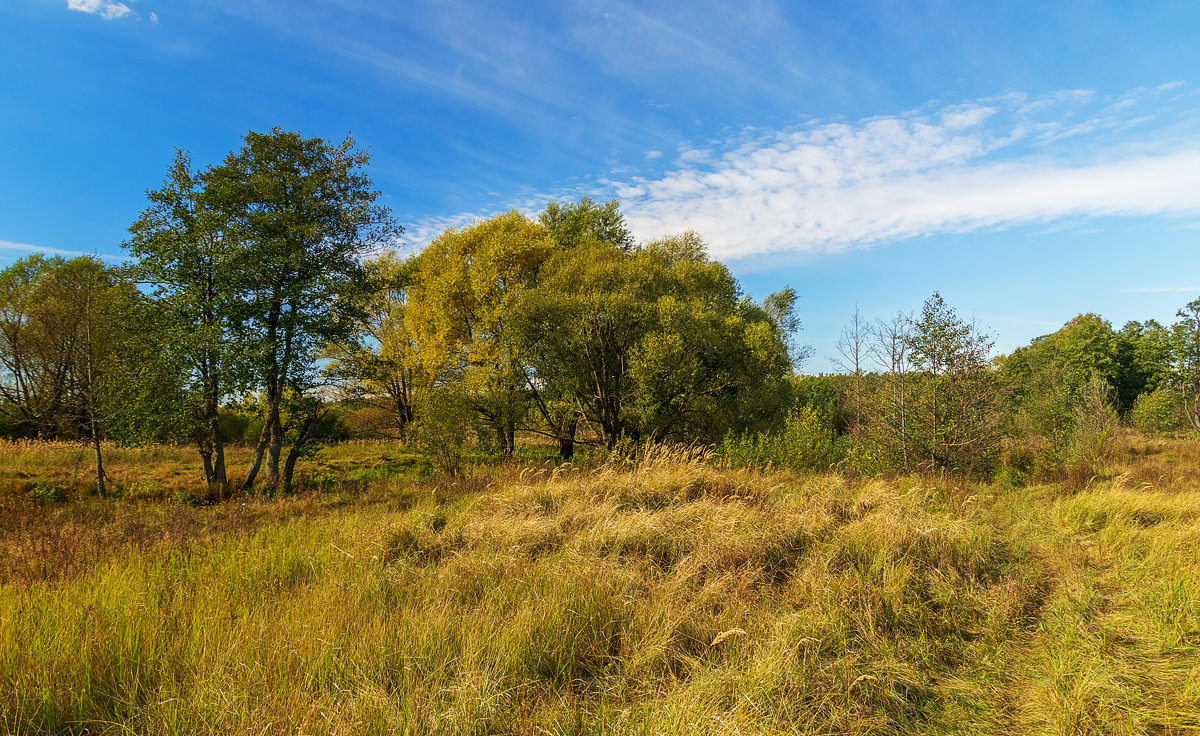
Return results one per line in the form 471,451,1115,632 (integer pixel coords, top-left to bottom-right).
2,129,1198,492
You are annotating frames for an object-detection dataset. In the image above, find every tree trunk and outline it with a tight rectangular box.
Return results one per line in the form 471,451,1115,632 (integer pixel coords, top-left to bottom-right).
282,404,325,492
91,426,106,499
503,415,516,459
265,414,283,486
199,431,227,487
241,421,271,491
200,445,215,484
558,415,578,460
212,429,227,485
204,377,227,485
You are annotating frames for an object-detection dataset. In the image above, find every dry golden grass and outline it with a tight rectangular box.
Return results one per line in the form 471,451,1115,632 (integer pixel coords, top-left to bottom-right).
1,437,1199,734
0,438,431,503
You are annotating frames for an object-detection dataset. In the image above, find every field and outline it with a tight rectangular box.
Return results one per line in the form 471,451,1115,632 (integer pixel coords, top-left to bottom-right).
2,436,1200,734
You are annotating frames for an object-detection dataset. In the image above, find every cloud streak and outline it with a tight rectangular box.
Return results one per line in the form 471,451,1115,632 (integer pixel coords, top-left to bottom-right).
397,85,1200,261
66,0,134,20
0,240,120,261
611,86,1200,261
1121,286,1200,294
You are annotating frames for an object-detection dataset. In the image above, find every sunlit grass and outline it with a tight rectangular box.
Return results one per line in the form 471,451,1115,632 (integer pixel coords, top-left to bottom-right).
2,437,1200,733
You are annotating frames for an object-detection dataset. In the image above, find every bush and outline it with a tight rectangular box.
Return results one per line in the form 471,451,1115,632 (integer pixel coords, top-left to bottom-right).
718,405,836,472
217,408,250,444
412,385,473,476
1131,387,1182,437
28,480,66,505
1066,374,1120,481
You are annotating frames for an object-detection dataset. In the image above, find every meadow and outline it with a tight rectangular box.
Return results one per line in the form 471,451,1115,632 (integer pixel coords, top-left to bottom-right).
2,435,1200,735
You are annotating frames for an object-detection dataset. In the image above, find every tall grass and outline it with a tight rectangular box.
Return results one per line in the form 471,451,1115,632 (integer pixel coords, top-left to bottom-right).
2,438,1200,733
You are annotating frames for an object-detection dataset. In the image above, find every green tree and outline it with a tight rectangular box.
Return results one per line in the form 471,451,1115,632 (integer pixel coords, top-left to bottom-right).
527,197,636,458
205,128,399,490
1171,297,1200,432
73,260,140,499
538,197,634,251
1130,386,1181,436
907,292,1003,473
126,149,241,486
1114,319,1172,410
0,255,144,495
0,255,95,439
516,230,795,449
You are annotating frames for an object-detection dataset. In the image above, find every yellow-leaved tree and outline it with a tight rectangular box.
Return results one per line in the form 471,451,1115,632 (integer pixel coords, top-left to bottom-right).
405,211,555,458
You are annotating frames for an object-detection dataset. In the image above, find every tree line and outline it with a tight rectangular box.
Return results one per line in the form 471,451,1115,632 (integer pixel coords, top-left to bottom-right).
0,129,799,491
724,296,1200,482
2,128,1199,493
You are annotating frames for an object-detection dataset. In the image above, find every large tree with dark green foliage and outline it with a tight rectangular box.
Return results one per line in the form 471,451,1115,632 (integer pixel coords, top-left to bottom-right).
1115,319,1172,409
203,128,399,490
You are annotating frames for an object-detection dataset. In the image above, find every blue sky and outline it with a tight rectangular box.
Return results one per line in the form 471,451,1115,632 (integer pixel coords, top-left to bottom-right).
3,0,1200,370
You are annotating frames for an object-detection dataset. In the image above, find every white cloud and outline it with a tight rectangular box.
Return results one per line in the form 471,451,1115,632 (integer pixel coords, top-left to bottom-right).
1121,286,1200,294
150,11,158,23
611,88,1200,260
395,85,1200,259
0,239,110,259
66,0,134,20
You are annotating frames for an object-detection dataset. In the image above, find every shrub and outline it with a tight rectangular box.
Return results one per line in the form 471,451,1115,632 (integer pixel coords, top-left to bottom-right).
412,385,473,476
28,480,66,505
718,405,836,472
1131,387,1182,437
1065,374,1120,482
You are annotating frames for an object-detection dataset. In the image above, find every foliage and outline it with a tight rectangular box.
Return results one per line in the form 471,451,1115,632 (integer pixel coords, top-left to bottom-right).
0,254,121,440
202,128,399,489
406,211,554,457
1130,386,1182,437
27,479,66,505
125,149,243,485
1171,297,1200,432
538,196,634,251
1114,319,1172,409
1066,373,1120,481
517,229,795,449
0,255,152,496
848,295,1004,476
1005,313,1170,416
325,252,421,440
717,404,837,472
411,384,473,476
906,292,1003,473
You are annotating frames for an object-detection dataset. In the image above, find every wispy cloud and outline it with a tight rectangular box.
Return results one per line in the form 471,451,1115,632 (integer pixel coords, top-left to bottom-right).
609,85,1200,260
1121,286,1200,294
66,0,134,21
395,85,1200,259
0,239,120,261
